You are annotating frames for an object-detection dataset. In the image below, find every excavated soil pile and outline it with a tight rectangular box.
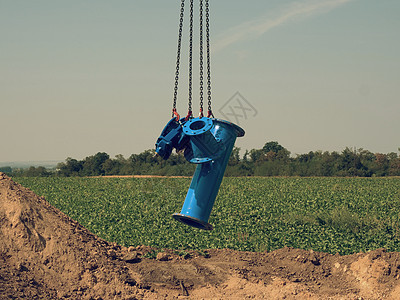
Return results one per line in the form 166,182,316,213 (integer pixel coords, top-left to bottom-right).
1,172,400,299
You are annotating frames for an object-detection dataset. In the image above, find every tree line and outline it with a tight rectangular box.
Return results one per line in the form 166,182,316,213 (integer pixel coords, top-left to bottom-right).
2,141,400,177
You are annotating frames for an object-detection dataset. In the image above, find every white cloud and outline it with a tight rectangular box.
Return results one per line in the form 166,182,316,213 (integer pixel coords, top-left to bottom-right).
212,0,354,54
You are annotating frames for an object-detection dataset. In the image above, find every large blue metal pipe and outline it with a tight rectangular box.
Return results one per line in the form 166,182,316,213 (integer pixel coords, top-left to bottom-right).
172,118,244,230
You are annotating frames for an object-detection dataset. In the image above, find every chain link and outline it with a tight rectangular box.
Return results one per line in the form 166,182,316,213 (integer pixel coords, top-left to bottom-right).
172,0,185,118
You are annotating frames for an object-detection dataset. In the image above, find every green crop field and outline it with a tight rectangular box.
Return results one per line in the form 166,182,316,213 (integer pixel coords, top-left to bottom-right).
14,176,400,255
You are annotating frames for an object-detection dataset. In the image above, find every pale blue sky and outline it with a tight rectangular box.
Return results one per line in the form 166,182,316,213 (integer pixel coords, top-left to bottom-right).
1,0,399,162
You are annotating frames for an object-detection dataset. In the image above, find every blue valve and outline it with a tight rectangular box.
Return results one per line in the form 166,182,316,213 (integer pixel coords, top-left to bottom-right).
155,118,189,160
155,117,245,230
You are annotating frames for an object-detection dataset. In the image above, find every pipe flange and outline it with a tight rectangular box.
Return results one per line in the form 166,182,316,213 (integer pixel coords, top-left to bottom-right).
212,118,245,137
172,213,213,230
182,117,213,136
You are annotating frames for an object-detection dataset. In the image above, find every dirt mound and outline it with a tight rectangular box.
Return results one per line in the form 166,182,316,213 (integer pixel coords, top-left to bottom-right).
0,172,147,299
1,172,400,299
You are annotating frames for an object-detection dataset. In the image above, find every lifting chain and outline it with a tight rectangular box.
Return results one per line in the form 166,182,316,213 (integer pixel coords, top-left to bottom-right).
172,0,185,120
205,0,213,118
186,0,194,120
199,0,204,117
172,0,213,120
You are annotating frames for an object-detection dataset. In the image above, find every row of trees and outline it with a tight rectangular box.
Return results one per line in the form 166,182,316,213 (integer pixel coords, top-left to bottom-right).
3,142,400,177
227,142,400,177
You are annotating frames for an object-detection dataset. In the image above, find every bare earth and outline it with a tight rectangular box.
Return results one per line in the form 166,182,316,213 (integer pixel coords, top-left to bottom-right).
1,172,400,299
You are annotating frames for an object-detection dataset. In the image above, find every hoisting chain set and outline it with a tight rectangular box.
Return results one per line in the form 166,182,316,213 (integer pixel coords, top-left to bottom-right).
172,0,213,121
155,0,245,230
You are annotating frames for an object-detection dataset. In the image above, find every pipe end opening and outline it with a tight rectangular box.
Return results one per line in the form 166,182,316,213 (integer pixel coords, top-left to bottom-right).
189,120,206,130
172,213,213,230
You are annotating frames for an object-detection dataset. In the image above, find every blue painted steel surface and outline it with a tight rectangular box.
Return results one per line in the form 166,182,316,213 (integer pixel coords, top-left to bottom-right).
155,117,244,230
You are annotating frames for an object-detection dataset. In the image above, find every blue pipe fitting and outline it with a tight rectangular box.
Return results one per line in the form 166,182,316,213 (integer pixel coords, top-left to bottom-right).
155,117,244,230
173,118,244,230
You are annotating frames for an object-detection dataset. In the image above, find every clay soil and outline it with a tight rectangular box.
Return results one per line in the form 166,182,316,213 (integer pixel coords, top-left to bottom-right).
1,172,400,300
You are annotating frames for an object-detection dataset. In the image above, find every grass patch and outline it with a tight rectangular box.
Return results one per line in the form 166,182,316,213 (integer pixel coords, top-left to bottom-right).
14,176,400,255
